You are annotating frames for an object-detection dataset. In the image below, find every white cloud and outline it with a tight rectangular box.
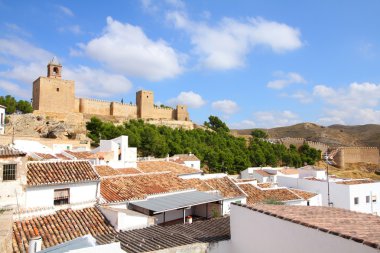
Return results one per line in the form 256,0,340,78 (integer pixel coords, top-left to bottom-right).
58,25,82,35
0,79,29,98
211,99,239,115
167,12,302,70
267,71,306,89
0,38,52,62
229,120,256,129
165,0,185,9
140,0,159,13
58,5,74,17
80,17,184,81
254,110,301,127
288,90,313,103
167,91,206,108
314,82,380,125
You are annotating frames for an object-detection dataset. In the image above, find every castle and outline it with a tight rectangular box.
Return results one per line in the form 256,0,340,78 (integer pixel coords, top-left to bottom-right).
32,59,190,121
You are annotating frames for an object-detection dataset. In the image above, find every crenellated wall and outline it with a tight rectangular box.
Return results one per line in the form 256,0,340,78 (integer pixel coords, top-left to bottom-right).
335,147,379,168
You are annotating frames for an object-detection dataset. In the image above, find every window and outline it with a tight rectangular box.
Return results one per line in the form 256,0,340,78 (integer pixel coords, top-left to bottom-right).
3,164,16,181
54,188,70,205
366,196,370,203
373,195,377,203
354,197,359,205
307,201,310,206
56,88,59,92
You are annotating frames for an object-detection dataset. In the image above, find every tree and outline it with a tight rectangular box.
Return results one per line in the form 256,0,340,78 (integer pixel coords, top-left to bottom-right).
204,115,229,133
0,95,33,114
251,129,268,139
16,100,33,113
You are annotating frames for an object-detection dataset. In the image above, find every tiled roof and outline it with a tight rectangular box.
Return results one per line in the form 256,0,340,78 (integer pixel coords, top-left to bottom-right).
336,179,376,185
117,168,142,175
55,153,71,160
64,150,94,159
289,189,318,200
204,177,246,199
239,184,302,205
238,204,380,250
12,207,115,253
96,217,230,253
137,161,201,175
33,152,57,160
252,170,273,177
183,178,214,192
100,173,191,202
280,168,299,175
0,145,26,157
257,183,274,188
171,154,200,161
27,161,100,186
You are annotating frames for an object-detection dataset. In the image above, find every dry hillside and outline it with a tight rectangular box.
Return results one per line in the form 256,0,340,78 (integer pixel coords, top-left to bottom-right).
234,123,380,149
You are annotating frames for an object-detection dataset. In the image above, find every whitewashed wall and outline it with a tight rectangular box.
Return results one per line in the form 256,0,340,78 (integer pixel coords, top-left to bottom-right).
25,182,98,208
229,204,379,253
222,197,246,215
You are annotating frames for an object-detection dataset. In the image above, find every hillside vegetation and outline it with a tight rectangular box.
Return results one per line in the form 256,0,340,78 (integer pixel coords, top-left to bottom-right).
234,123,380,149
86,116,321,174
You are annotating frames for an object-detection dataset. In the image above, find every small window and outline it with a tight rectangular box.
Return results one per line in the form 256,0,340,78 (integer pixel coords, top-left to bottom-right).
307,201,310,206
366,196,370,203
3,164,17,181
56,88,59,92
354,197,359,205
373,195,377,203
54,188,70,205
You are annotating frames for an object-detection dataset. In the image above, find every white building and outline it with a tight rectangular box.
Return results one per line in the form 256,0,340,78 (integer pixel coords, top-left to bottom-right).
93,135,137,168
24,160,100,209
228,203,380,253
170,153,201,170
277,166,380,215
240,167,277,183
0,105,5,135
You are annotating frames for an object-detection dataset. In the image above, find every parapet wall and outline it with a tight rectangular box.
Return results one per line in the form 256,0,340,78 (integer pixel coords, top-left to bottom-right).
335,147,379,168
279,138,328,154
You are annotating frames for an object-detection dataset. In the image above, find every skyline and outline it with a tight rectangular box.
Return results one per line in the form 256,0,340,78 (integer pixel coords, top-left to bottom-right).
0,1,380,128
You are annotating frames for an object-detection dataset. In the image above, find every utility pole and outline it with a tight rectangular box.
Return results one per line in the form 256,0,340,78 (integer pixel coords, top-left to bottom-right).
325,152,333,207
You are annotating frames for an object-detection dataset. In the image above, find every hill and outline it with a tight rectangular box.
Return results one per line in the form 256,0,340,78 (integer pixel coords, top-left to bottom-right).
233,123,380,149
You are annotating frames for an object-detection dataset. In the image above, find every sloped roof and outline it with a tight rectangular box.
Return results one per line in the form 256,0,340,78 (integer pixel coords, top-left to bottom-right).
183,178,213,192
95,165,122,177
336,179,375,185
63,150,94,159
137,161,201,175
96,217,230,253
27,161,99,186
289,189,318,200
239,184,303,205
280,168,299,175
33,152,57,160
239,204,380,250
117,168,142,175
12,207,115,253
252,170,273,177
100,173,192,203
203,177,246,199
0,145,26,157
171,154,200,161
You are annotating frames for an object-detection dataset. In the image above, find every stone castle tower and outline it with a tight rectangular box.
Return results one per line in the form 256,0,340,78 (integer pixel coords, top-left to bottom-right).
32,58,75,114
32,60,190,122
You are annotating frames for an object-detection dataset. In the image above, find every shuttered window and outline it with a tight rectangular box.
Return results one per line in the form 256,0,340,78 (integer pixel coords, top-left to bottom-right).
54,188,70,205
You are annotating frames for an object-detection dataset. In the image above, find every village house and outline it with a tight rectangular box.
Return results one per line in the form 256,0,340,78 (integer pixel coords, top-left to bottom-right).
0,145,27,209
24,160,100,210
240,167,278,183
169,153,201,170
277,165,380,215
228,203,380,253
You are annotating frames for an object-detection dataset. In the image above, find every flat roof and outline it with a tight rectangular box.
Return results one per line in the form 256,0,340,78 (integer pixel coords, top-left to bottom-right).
130,190,223,214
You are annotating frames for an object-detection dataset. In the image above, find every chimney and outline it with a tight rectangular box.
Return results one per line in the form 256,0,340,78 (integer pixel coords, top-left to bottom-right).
28,236,42,253
189,152,193,157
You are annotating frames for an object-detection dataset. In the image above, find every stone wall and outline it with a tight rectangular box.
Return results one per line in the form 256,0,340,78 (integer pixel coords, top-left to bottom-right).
335,147,379,168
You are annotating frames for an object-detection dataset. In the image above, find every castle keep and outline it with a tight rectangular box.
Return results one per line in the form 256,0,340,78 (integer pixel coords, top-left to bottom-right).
33,59,190,121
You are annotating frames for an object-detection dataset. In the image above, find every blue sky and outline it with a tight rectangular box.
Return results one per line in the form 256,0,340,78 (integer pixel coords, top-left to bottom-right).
1,0,380,128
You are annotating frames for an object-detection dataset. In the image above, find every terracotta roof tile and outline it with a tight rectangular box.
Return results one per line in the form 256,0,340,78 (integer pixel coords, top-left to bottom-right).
12,207,115,253
183,178,214,192
100,173,192,203
117,168,142,175
171,154,200,161
203,177,246,199
27,161,99,186
257,183,273,188
95,165,121,177
280,168,299,175
55,153,71,160
0,145,26,157
253,170,273,177
336,179,375,185
33,152,57,160
289,189,318,200
239,184,302,205
238,204,380,250
64,150,94,159
137,161,201,175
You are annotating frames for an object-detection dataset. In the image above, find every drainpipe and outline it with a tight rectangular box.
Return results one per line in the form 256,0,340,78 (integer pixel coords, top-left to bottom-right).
28,236,42,253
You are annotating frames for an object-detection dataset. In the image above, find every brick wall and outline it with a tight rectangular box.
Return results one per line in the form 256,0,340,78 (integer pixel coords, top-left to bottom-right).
335,147,379,168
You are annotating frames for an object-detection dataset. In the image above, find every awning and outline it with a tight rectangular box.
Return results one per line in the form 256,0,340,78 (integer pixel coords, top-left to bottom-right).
129,190,223,214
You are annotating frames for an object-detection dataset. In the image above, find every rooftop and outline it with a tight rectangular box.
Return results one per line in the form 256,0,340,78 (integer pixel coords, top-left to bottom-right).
96,217,230,253
27,160,99,186
203,177,246,199
171,154,200,161
12,207,115,253
63,150,94,159
238,204,380,250
137,161,201,175
0,145,26,158
32,152,57,160
336,179,376,185
280,168,299,175
252,170,273,177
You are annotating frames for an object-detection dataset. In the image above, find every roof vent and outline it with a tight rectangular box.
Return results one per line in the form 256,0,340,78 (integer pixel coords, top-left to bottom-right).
28,236,42,253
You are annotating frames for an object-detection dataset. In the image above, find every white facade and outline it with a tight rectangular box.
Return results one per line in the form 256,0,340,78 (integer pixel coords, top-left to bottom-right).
0,105,5,135
228,204,379,253
182,160,201,170
25,182,99,209
240,167,277,182
278,175,380,215
94,135,137,168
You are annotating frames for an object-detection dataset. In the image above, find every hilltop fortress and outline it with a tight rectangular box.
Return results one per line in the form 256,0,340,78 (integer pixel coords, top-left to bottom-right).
32,59,190,124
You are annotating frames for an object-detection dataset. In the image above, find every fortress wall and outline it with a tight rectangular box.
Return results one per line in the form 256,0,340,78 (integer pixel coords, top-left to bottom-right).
280,138,305,148
74,98,80,113
336,147,379,167
150,107,176,120
126,105,138,119
79,98,111,116
306,141,329,154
